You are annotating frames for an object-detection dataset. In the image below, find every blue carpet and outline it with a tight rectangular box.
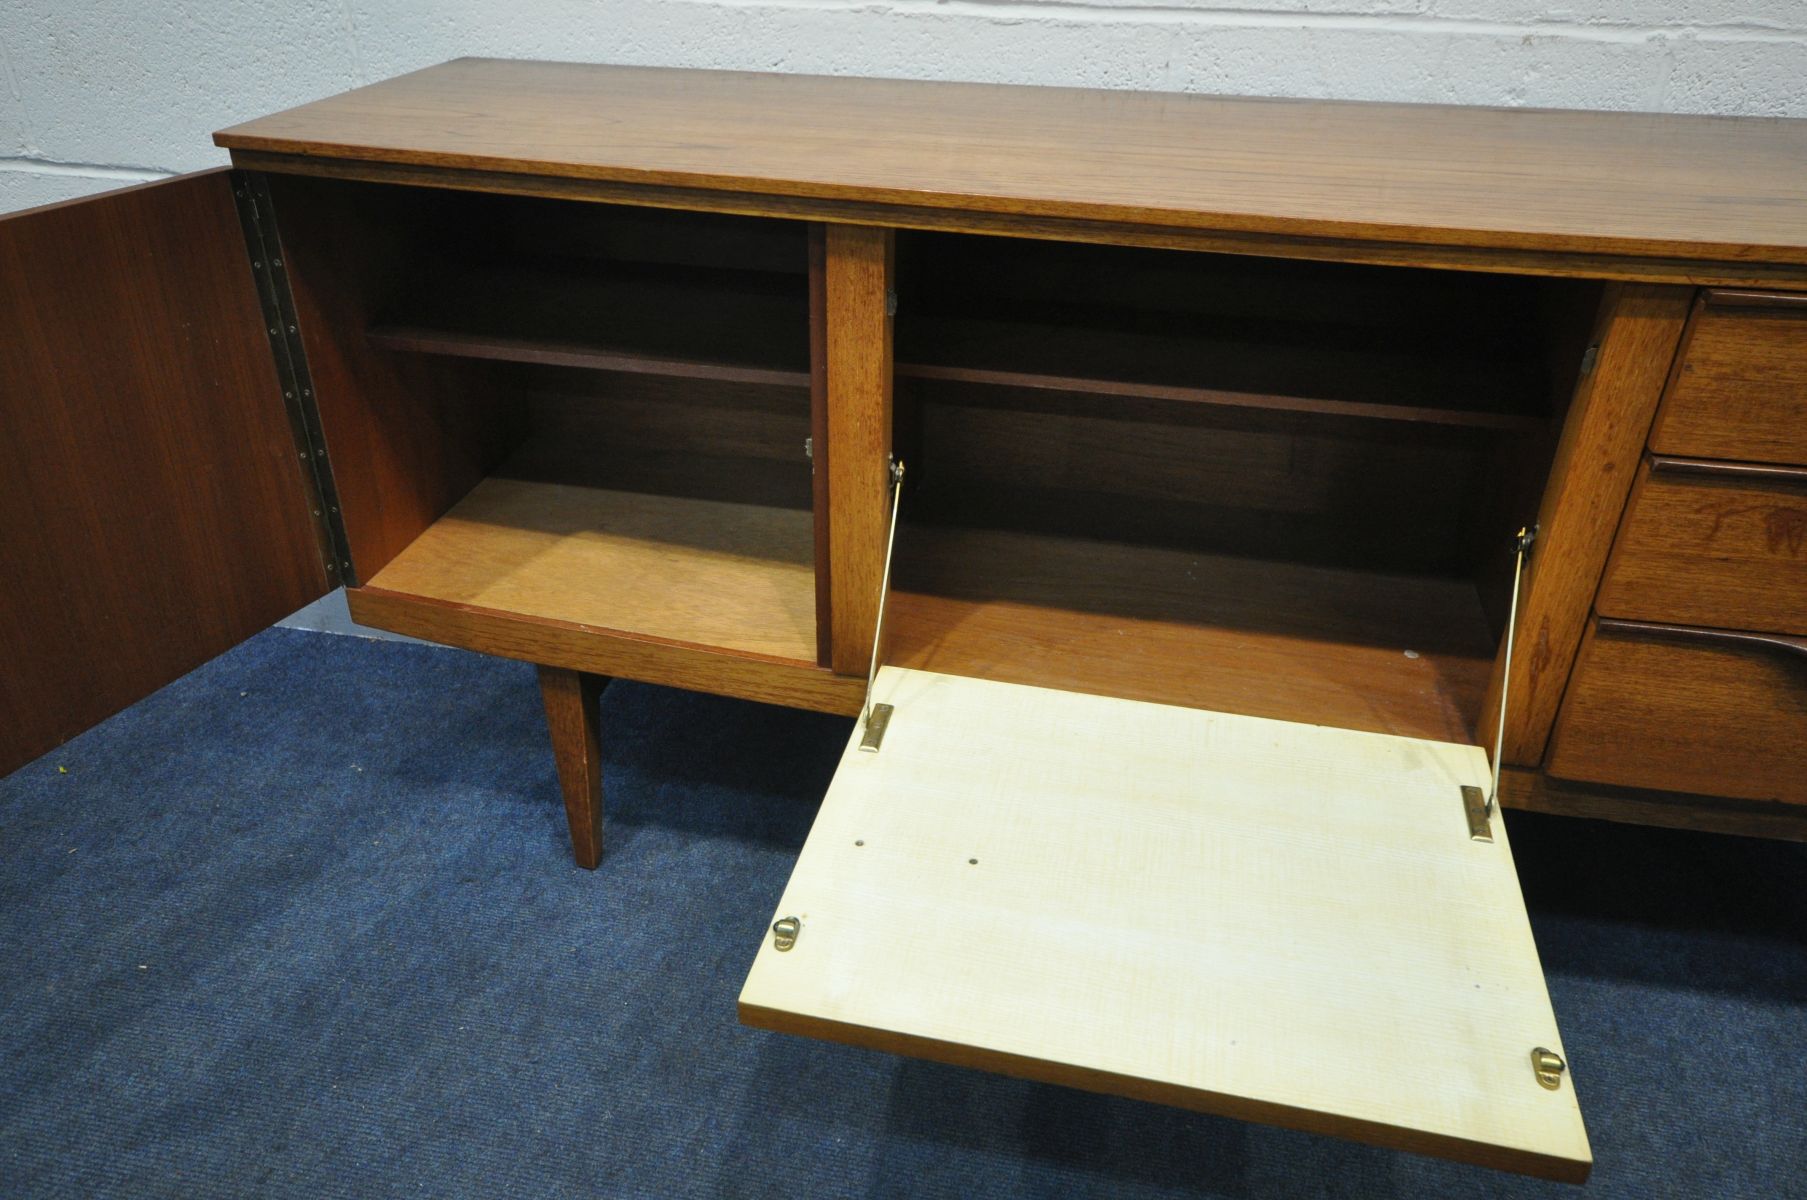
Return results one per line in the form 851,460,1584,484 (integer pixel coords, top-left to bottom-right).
1,627,1802,1199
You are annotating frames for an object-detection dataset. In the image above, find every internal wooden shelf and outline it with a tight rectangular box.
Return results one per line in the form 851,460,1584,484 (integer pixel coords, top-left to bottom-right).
363,475,819,663
897,312,1548,431
368,260,810,387
887,526,1498,744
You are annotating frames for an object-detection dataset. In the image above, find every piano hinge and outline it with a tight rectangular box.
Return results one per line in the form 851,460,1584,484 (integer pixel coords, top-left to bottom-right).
858,458,906,753
1465,524,1537,841
230,171,356,585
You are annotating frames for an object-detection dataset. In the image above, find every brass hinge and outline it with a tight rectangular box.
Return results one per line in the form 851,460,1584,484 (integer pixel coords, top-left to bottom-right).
771,916,800,951
1532,1046,1567,1090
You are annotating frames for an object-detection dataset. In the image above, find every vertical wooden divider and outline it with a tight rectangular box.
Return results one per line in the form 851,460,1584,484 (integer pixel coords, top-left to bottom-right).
824,225,896,676
1482,282,1694,768
808,225,834,667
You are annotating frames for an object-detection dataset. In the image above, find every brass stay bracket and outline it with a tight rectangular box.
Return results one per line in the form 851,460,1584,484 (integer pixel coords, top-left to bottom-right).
1463,525,1537,842
858,459,906,753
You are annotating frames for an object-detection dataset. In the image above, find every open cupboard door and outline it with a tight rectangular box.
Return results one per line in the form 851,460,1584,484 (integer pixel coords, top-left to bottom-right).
740,666,1591,1181
0,171,333,775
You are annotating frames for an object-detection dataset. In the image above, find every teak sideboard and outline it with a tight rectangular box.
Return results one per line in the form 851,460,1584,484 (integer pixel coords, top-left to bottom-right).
6,58,1807,1181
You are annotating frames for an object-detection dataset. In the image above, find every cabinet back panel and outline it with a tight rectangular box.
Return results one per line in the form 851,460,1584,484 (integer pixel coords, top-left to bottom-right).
893,232,1594,592
905,386,1488,575
502,370,812,510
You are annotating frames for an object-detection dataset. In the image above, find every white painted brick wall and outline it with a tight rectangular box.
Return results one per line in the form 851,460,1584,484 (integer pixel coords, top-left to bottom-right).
3,0,1805,213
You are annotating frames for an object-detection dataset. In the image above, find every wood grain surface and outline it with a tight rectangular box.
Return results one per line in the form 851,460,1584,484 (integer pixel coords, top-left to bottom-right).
893,239,1553,431
1477,284,1693,766
0,172,328,775
264,173,520,581
902,394,1490,576
741,666,1590,1181
887,526,1495,743
538,665,608,869
215,59,1807,270
808,224,833,666
365,260,810,388
363,476,818,662
220,151,1807,288
348,588,863,715
824,225,894,675
1499,766,1807,842
1598,457,1807,636
1547,619,1807,804
1649,291,1807,465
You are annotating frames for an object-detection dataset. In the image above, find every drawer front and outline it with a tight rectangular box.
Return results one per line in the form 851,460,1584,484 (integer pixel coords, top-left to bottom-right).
1597,457,1807,636
1548,619,1807,804
1650,291,1807,466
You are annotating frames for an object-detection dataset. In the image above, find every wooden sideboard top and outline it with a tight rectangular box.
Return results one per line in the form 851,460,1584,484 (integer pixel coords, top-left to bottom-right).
215,58,1807,274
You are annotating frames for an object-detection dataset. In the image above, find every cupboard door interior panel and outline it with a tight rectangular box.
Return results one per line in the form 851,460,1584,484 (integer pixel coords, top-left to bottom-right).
0,172,330,774
742,667,1591,1181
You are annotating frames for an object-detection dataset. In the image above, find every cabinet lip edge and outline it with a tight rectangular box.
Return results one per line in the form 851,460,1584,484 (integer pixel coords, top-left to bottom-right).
736,1002,1592,1183
217,146,1807,286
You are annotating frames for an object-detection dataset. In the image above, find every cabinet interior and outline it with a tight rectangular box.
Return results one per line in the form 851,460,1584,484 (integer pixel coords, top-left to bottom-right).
269,177,1601,742
267,175,824,665
886,232,1602,743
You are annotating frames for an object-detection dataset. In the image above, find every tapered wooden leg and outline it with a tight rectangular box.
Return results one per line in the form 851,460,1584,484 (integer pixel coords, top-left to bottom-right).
537,665,608,869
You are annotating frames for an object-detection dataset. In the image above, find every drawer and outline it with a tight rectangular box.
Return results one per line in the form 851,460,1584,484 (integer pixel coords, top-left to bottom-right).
1650,290,1807,466
1598,456,1807,636
741,667,1591,1181
1549,619,1807,804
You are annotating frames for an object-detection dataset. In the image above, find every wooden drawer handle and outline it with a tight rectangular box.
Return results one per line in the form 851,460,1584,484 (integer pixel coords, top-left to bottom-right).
1648,456,1807,487
1597,618,1807,663
1706,289,1807,312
